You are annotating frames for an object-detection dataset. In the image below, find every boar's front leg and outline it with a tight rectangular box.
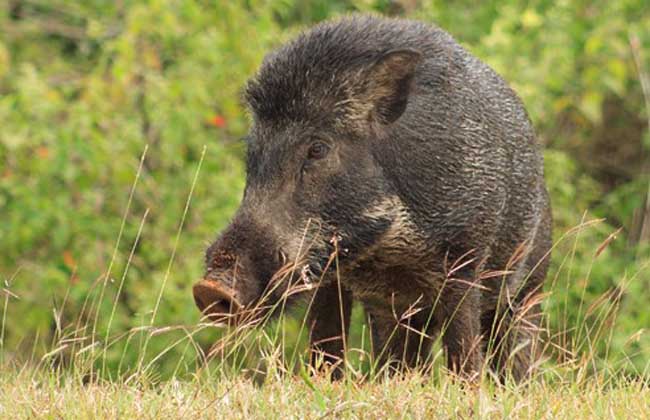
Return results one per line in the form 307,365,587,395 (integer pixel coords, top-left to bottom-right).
308,281,352,379
440,277,484,381
366,310,434,374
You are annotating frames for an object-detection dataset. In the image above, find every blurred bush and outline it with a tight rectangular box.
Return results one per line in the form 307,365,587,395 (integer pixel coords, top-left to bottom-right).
1,0,649,378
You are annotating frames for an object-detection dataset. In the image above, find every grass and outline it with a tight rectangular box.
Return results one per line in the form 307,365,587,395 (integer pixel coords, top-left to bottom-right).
2,226,649,419
1,366,649,418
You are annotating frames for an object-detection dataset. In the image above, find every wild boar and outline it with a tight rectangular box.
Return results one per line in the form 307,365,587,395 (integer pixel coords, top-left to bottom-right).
193,15,552,382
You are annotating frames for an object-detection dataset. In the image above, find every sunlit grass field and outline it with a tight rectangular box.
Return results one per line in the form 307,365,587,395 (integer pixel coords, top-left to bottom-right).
1,368,649,418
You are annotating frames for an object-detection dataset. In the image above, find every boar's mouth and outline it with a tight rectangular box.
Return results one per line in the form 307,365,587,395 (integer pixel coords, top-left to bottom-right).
193,279,242,323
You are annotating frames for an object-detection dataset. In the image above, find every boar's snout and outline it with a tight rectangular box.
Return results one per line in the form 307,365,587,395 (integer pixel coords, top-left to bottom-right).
196,217,291,324
193,279,242,323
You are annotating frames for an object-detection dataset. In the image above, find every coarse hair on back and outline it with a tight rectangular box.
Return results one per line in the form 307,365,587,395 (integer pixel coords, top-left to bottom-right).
243,14,445,126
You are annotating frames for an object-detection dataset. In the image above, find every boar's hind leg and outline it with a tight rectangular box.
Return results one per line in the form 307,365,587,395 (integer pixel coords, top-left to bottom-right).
486,225,551,383
484,203,552,383
308,282,353,380
486,296,543,384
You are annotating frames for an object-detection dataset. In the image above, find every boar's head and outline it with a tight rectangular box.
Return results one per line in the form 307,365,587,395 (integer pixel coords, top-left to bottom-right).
193,27,422,325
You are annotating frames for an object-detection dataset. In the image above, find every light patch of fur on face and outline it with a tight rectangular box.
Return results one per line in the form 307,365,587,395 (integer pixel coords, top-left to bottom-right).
277,217,330,283
277,197,426,289
285,218,326,258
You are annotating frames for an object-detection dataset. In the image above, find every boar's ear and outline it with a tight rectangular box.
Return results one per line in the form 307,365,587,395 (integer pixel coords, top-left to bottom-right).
358,49,422,125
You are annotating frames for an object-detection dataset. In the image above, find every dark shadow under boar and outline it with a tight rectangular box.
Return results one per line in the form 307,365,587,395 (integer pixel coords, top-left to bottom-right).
193,15,552,382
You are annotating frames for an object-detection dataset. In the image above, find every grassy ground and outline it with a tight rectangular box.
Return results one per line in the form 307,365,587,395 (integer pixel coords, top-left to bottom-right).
1,218,648,419
1,367,649,419
2,214,647,419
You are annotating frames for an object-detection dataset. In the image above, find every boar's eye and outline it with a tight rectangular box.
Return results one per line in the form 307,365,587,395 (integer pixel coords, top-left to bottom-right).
307,141,330,160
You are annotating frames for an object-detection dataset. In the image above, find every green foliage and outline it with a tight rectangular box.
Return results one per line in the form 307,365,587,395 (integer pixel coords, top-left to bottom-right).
1,0,650,379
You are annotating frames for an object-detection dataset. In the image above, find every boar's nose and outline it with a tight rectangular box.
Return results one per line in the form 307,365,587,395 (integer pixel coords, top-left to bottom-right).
193,279,242,323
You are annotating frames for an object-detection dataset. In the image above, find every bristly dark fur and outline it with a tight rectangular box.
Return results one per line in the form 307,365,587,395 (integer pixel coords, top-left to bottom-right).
244,16,449,125
197,14,553,383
